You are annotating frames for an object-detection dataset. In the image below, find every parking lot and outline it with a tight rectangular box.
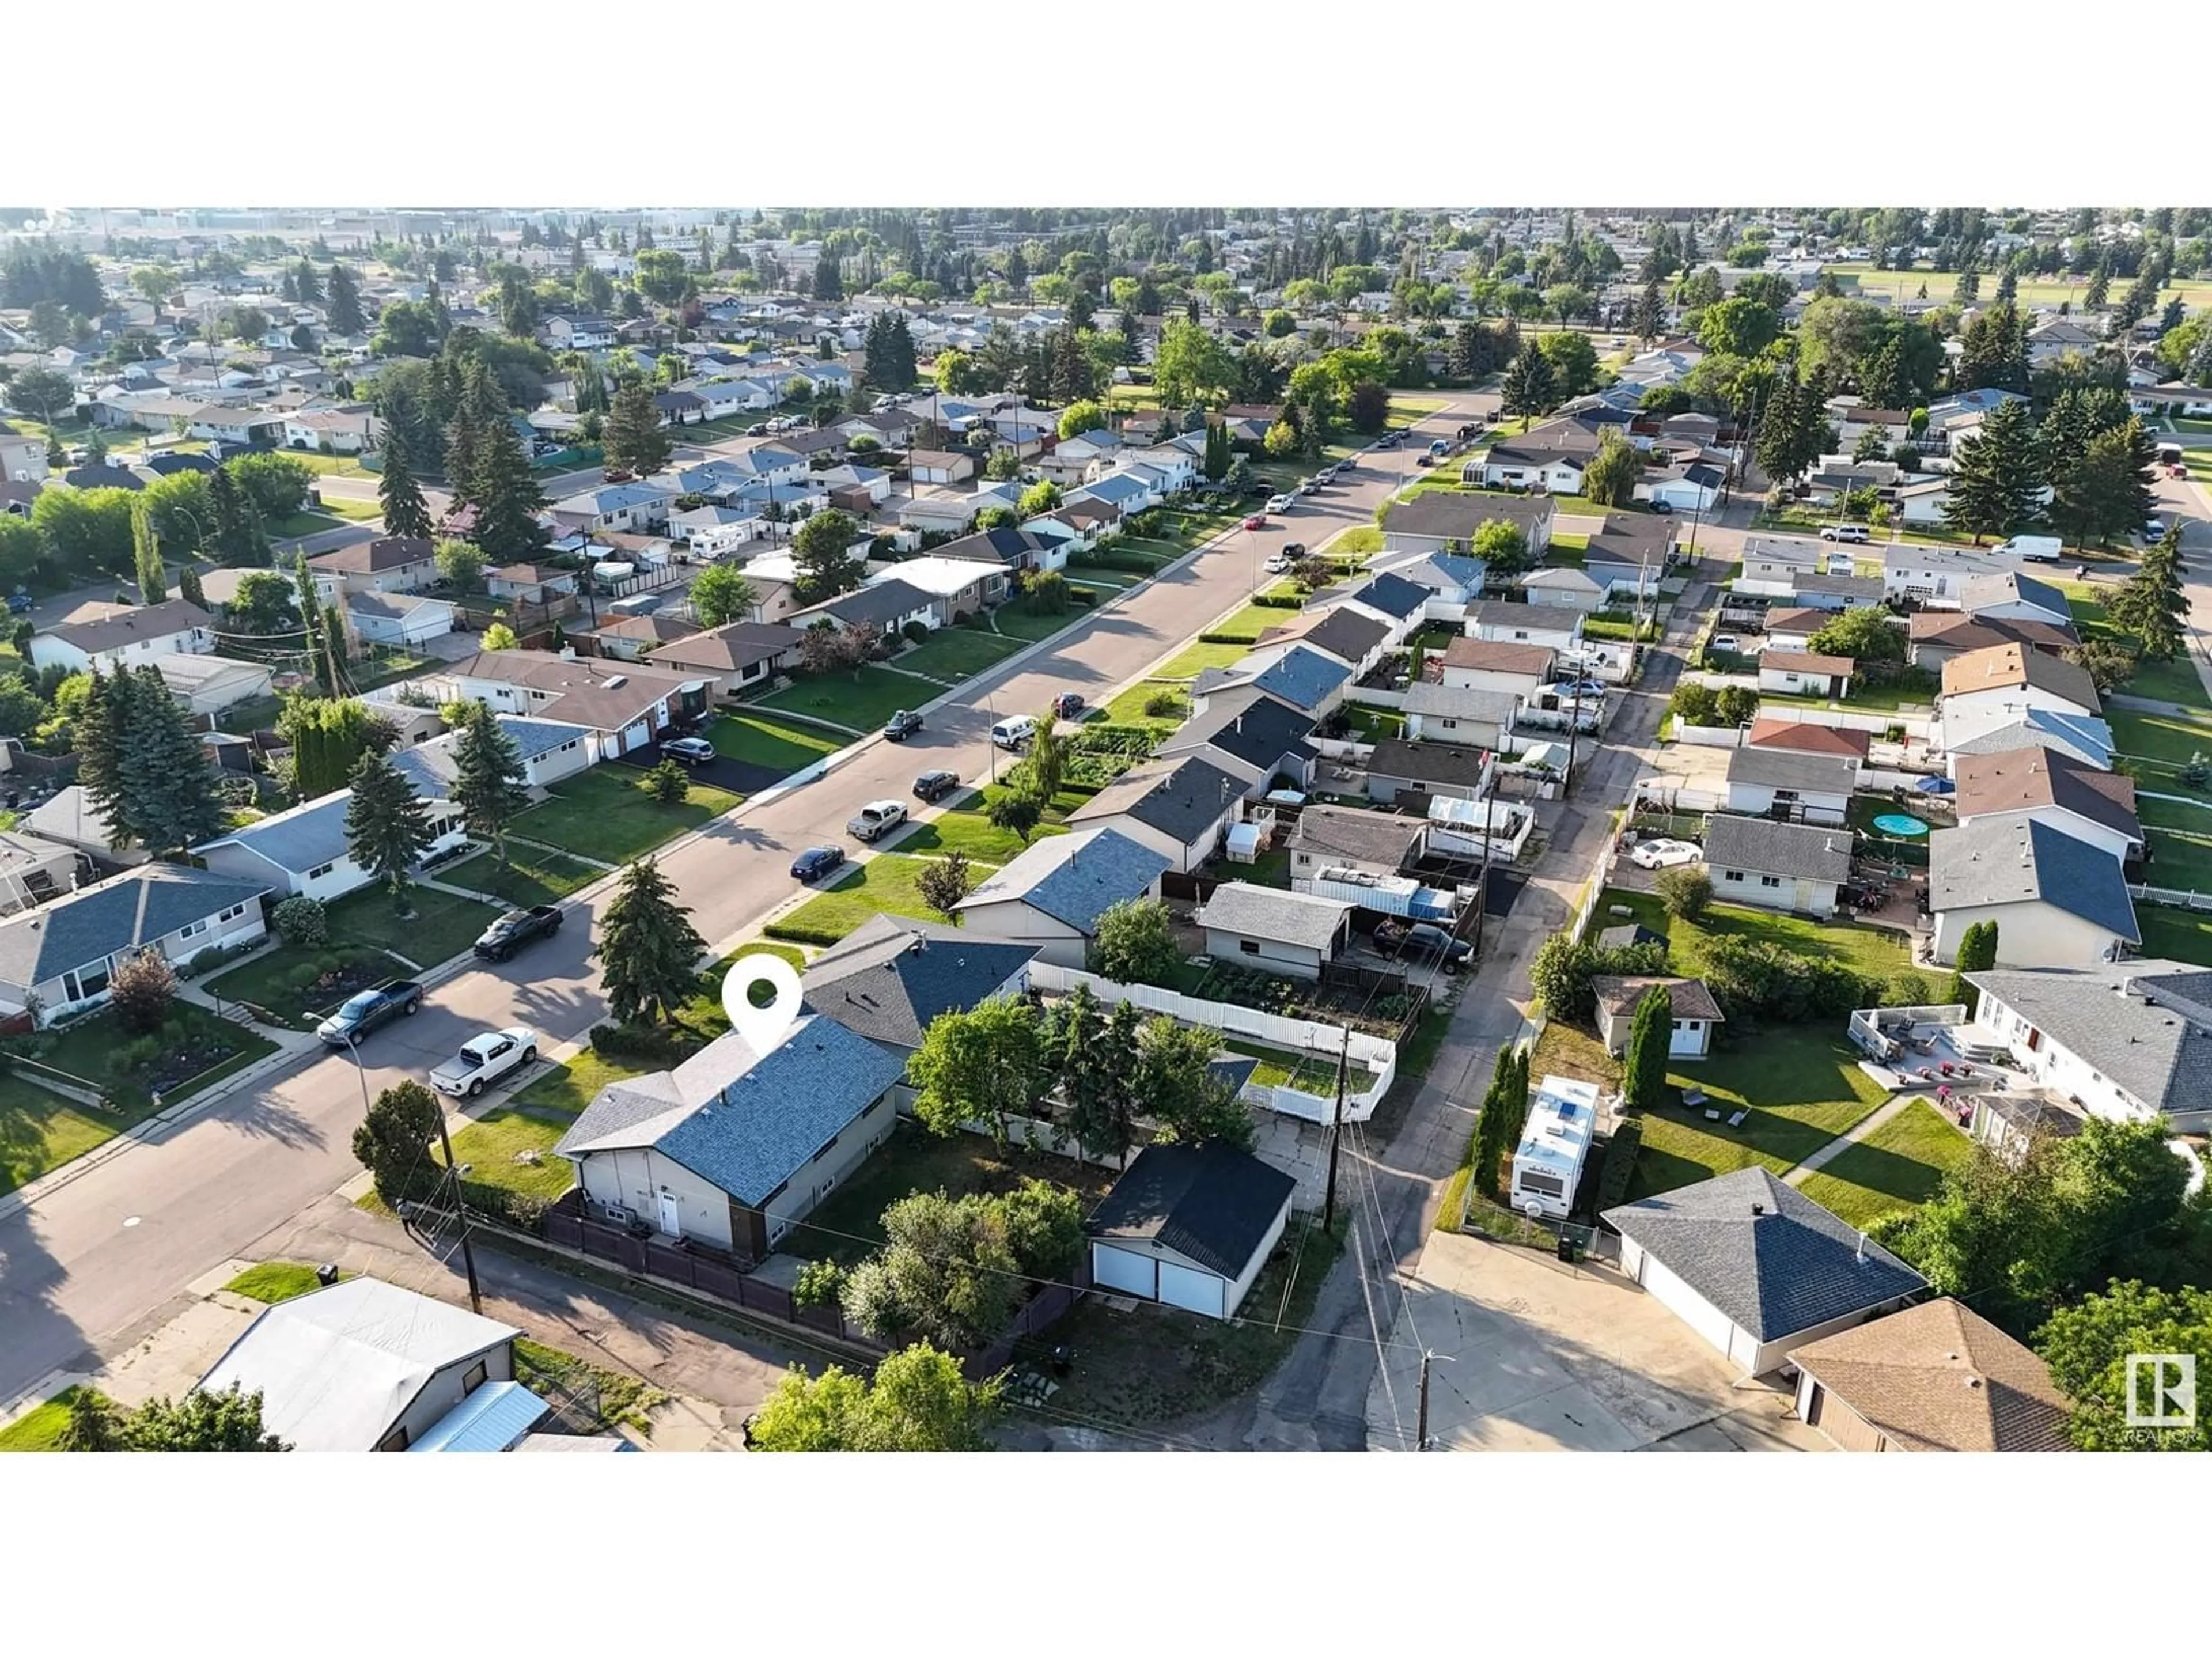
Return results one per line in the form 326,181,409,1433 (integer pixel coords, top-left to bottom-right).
1365,1230,1825,1452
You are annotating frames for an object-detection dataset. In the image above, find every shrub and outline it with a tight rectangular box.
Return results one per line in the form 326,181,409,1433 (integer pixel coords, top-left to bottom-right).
108,949,179,1036
902,618,929,645
1883,970,1936,1007
793,1259,845,1310
950,608,971,627
590,1021,691,1066
271,895,327,948
1653,866,1712,921
642,758,691,805
1595,1120,1644,1208
1142,688,1187,718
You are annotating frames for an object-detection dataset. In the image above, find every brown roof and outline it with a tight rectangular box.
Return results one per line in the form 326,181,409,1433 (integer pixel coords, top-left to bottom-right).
313,536,435,575
1763,607,1830,635
1762,650,1855,677
1590,974,1724,1024
1908,611,2077,654
1789,1298,2072,1452
446,649,700,734
586,613,700,646
1940,641,2100,712
1953,748,2141,840
1745,717,1870,760
647,620,805,674
48,597,211,654
1441,637,1555,676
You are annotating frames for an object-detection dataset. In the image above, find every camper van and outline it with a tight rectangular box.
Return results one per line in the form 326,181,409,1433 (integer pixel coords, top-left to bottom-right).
1994,534,2063,563
1509,1075,1602,1221
991,714,1037,751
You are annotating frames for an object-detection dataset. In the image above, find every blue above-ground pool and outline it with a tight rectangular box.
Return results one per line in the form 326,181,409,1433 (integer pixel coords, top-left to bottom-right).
1871,813,1929,836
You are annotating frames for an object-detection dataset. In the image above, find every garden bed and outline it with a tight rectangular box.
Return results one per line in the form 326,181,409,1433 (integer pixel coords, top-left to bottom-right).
205,943,411,1031
10,1003,278,1113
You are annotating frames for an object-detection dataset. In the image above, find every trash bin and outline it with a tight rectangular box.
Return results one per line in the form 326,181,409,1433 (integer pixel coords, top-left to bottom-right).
1556,1235,1577,1264
316,1262,340,1286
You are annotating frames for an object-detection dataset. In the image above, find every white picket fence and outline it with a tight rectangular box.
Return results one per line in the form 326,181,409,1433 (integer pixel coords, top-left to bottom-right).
2129,883,2212,914
1023,963,1397,1124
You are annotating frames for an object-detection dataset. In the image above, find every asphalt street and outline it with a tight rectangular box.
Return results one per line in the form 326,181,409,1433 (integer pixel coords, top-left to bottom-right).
0,396,1485,1405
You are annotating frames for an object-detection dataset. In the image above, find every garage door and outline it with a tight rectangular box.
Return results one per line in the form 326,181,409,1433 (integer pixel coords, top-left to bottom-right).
1091,1244,1156,1300
1157,1262,1224,1319
1634,1251,1738,1359
624,720,651,752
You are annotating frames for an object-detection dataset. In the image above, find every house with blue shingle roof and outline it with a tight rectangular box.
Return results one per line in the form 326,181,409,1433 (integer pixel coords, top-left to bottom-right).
956,827,1172,969
1189,643,1353,722
0,863,271,1027
196,781,469,903
554,1014,907,1261
387,715,599,801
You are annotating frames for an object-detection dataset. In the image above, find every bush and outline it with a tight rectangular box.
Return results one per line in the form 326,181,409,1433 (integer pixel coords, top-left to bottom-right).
108,950,179,1036
1654,866,1713,921
642,759,691,805
1700,935,1880,1023
1142,688,1187,718
1883,970,1937,1007
271,895,327,949
902,619,929,645
590,1021,691,1066
1595,1120,1644,1209
793,1259,845,1310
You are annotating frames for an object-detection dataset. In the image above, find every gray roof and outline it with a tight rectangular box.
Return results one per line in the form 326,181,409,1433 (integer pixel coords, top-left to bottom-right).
801,915,1037,1051
1929,813,2138,942
1291,804,1425,869
1702,814,1855,884
1065,756,1244,846
554,1016,905,1207
1465,599,1581,634
1290,607,1391,668
1724,746,1859,796
1196,882,1354,951
1960,571,2069,619
0,864,268,990
1965,961,2212,1122
1382,492,1555,543
1366,737,1491,790
46,598,210,656
196,790,354,873
1603,1167,1927,1341
1590,974,1724,1024
1400,682,1521,725
810,577,931,628
958,827,1172,936
1156,695,1317,776
1347,571,1429,620
1085,1142,1297,1279
1944,708,2113,768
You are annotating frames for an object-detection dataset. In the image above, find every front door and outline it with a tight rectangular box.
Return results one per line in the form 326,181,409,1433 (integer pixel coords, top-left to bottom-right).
656,1189,681,1238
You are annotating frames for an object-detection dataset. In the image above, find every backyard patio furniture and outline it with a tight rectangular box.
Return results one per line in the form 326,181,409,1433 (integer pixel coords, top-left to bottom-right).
1703,1108,1722,1122
1727,1109,1748,1127
1681,1087,1709,1112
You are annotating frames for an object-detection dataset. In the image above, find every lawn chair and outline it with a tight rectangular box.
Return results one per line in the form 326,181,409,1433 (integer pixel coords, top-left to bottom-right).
1681,1087,1710,1113
1726,1109,1748,1128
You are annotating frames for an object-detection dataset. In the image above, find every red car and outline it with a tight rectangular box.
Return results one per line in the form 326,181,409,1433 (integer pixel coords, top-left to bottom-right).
1243,514,1266,530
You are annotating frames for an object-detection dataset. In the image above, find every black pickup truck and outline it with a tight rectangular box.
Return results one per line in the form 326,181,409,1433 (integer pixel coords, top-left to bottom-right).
316,980,424,1047
474,904,563,963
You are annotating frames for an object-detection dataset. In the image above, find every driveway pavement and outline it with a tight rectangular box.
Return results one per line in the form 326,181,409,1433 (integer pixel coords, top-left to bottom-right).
1365,1231,1825,1453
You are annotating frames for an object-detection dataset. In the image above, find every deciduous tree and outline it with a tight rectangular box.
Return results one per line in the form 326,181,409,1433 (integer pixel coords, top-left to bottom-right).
120,1387,289,1452
1090,896,1180,987
907,995,1044,1145
687,562,756,628
916,849,973,921
748,1343,1001,1452
2037,1281,2212,1452
351,1078,442,1202
790,508,863,605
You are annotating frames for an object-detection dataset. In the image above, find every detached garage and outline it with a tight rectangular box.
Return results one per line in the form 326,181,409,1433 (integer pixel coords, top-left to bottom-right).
1086,1142,1297,1321
1601,1167,1926,1377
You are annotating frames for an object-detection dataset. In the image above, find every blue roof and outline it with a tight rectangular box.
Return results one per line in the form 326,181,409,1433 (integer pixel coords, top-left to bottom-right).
961,827,1172,936
0,864,270,988
2010,572,2069,618
407,1381,551,1452
197,791,353,873
1427,554,1488,593
2024,708,2115,765
558,1017,906,1208
1249,646,1352,711
1348,571,1428,620
1080,474,1151,506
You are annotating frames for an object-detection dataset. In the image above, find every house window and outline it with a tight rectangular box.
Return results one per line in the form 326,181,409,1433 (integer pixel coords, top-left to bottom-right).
1759,874,1782,889
1723,869,1745,882
176,918,208,941
1684,1021,1702,1032
218,904,247,923
1239,940,1261,956
63,960,112,1003
462,1359,488,1395
307,862,336,880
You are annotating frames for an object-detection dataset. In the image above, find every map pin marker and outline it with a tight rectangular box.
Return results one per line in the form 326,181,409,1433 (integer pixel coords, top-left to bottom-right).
722,952,804,1051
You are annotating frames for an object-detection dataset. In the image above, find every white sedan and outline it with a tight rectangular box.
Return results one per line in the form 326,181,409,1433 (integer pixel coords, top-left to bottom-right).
1629,838,1702,870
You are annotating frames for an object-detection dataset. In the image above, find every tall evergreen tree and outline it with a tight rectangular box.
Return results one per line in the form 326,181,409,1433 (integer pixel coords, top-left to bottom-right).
602,377,671,476
131,496,165,602
376,423,434,541
886,314,917,389
596,857,706,1027
1498,344,1555,429
2110,524,2189,661
2053,419,2159,550
1633,278,1665,342
449,703,529,865
1622,986,1673,1112
325,263,364,335
206,467,268,565
343,748,435,903
469,419,549,564
176,563,206,610
1942,398,2044,544
78,666,225,854
1470,1046,1518,1200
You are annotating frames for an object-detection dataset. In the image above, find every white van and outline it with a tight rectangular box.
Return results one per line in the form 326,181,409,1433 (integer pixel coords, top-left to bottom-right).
1997,534,2064,562
991,715,1037,751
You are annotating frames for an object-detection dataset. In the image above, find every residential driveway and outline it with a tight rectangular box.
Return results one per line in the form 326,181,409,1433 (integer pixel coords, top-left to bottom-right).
1365,1230,1826,1453
626,739,786,798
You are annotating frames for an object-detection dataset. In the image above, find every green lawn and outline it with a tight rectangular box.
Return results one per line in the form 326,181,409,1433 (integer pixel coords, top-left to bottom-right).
446,847,601,905
1101,680,1189,728
2108,704,2212,768
2132,904,2212,968
1222,1038,1377,1096
991,604,1086,644
0,1073,165,1198
203,943,412,1030
2136,791,2212,832
1592,889,1911,982
760,665,943,732
224,1261,336,1304
17,1004,279,1115
896,785,1076,863
289,452,367,476
765,852,997,946
320,496,384,522
325,884,506,970
1530,1020,1622,1092
1624,1028,1892,1199
2143,830,2212,893
1330,525,1384,562
446,1107,577,1203
0,1386,99,1452
894,626,1022,682
1796,1099,1976,1230
264,511,346,539
1202,602,1283,645
796,1121,1114,1266
708,709,844,775
2120,654,2212,711
511,766,743,866
1150,639,1256,680
512,1050,649,1116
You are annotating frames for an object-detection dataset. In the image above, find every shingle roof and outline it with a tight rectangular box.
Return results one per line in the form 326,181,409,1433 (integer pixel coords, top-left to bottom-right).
313,536,435,575
1065,756,1244,846
1085,1142,1297,1279
1944,707,2113,768
1941,642,2100,713
1964,960,2212,1120
1155,694,1317,775
1724,745,1859,796
1465,599,1581,634
1701,814,1855,883
810,577,931,628
555,1016,905,1207
0,864,269,990
1929,813,2138,941
1347,571,1429,620
1382,492,1555,542
1907,612,2077,653
646,619,802,673
194,790,354,872
1960,570,2069,619
1366,737,1492,789
1953,748,2140,842
1788,1298,2071,1452
1762,649,1856,677
1590,974,1724,1024
1744,717,1869,759
1291,804,1425,869
44,598,210,656
1196,881,1355,950
1286,607,1390,669
957,827,1171,936
1244,645,1353,711
1603,1167,1927,1341
801,915,1039,1051
1442,637,1554,676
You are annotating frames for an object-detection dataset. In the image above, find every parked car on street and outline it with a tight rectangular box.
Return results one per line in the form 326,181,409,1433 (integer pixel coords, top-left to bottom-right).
791,846,846,882
661,736,716,766
5,592,31,615
991,715,1037,750
430,1027,540,1099
1264,552,1291,574
316,980,423,1047
1243,514,1267,531
847,800,908,843
1629,838,1702,870
1266,494,1294,513
2144,517,2167,539
474,905,562,962
884,709,923,741
1050,691,1086,719
913,769,961,804
745,423,769,437
1821,524,1871,543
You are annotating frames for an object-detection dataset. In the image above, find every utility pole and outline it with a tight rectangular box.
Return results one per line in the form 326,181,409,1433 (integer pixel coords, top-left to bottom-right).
1416,1350,1434,1450
434,1109,484,1315
1322,1027,1349,1231
1562,672,1586,798
1471,772,1496,958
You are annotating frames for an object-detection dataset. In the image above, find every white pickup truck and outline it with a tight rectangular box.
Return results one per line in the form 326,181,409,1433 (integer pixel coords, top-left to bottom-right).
430,1027,539,1099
